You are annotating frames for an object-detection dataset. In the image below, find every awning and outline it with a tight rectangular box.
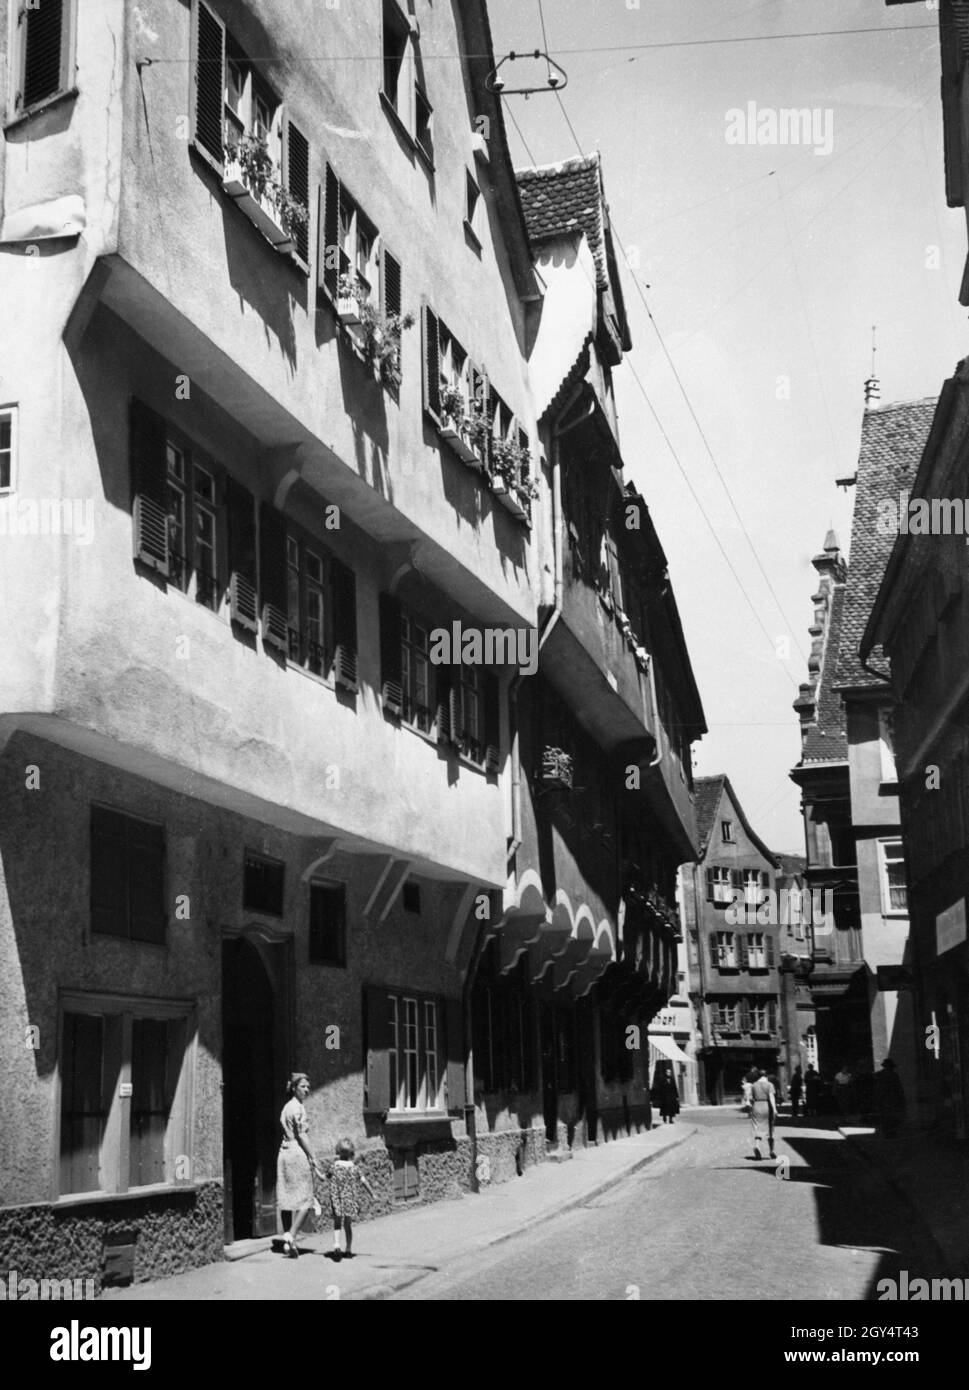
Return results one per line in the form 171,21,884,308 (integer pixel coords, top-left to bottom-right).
649,1033,691,1065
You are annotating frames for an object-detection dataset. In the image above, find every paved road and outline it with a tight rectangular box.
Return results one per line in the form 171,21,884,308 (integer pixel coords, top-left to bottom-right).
396,1110,943,1300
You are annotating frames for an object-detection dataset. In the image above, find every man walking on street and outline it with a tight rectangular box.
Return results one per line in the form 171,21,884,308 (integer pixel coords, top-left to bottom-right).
789,1064,803,1119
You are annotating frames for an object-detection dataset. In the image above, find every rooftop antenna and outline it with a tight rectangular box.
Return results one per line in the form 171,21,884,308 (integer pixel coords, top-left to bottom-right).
863,324,880,407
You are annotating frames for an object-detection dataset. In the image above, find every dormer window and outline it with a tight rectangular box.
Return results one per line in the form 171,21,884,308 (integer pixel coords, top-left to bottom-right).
721,820,733,843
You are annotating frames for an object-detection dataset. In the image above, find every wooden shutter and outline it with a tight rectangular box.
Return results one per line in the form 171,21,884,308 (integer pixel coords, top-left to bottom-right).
470,365,489,468
766,933,775,968
130,399,169,577
517,425,531,481
21,0,64,111
282,114,310,268
730,869,743,889
259,504,288,653
318,163,341,300
421,302,441,424
330,555,358,691
363,985,391,1113
444,997,466,1112
60,1012,105,1196
737,934,749,970
128,817,166,944
705,867,715,903
379,592,403,713
226,477,258,632
708,931,718,969
381,245,402,319
483,672,500,773
435,663,453,746
767,1000,777,1033
91,806,129,938
190,0,225,173
739,998,750,1032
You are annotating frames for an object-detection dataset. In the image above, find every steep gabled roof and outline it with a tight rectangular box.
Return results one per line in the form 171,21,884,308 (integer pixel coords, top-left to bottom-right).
800,584,849,763
693,774,778,867
834,398,936,690
515,152,631,347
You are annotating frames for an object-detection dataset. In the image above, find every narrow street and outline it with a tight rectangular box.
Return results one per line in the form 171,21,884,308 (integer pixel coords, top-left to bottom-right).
397,1111,943,1301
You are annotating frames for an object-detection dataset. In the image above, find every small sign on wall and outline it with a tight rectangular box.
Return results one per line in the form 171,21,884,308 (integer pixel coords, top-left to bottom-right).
936,899,967,957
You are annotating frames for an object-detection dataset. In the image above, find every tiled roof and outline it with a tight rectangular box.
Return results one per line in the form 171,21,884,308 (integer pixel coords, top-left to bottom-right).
774,852,806,883
693,775,726,853
801,584,849,762
516,154,609,289
834,398,936,690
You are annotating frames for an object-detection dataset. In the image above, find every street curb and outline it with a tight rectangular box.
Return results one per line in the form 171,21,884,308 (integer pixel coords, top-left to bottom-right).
346,1127,698,1300
838,1129,962,1278
485,1125,698,1250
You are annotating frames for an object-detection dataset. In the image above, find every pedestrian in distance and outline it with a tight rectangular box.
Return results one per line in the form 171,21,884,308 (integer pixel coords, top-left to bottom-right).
329,1137,376,1259
741,1066,758,1113
749,1069,777,1160
652,1062,680,1124
834,1063,853,1118
804,1063,820,1118
789,1064,803,1119
873,1058,906,1139
276,1072,325,1258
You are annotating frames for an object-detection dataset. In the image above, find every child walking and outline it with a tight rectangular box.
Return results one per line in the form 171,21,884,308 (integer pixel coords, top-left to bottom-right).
329,1138,374,1259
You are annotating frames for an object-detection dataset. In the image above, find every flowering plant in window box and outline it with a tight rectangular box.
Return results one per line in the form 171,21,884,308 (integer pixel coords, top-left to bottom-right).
438,383,479,466
223,135,307,251
355,297,415,390
463,402,492,469
541,746,573,790
336,272,365,326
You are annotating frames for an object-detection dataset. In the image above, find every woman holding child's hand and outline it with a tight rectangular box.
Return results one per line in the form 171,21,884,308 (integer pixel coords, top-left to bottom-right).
276,1072,325,1258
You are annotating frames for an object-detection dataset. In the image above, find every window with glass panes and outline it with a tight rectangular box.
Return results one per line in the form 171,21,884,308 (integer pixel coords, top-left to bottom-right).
0,408,14,491
287,535,327,675
400,613,431,731
166,438,219,610
455,665,482,760
880,840,908,913
338,190,379,304
715,931,736,968
713,1000,737,1029
388,992,442,1111
746,932,766,968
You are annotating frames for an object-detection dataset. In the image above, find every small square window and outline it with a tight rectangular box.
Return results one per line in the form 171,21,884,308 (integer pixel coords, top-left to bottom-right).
244,852,285,916
309,882,347,966
402,882,421,915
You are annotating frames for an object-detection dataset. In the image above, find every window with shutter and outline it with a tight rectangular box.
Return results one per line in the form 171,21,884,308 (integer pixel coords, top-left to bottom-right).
330,556,358,691
318,164,342,301
706,867,715,903
381,245,402,319
445,997,466,1112
259,504,289,653
190,0,226,172
435,663,453,746
422,302,441,424
16,0,74,117
226,477,258,631
282,116,311,269
708,931,718,969
379,592,404,714
765,934,775,968
91,805,166,944
130,399,170,577
309,882,346,966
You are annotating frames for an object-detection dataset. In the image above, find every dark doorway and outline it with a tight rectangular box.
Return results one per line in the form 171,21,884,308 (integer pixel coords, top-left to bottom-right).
540,1001,558,1146
222,936,283,1242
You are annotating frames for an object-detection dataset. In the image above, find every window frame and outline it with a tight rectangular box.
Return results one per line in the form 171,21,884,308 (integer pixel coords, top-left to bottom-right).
715,930,736,969
400,609,433,734
243,850,285,917
90,804,167,946
878,838,908,917
286,528,332,680
380,0,431,163
0,404,17,493
7,0,78,126
56,991,196,1202
746,931,766,970
165,430,224,614
720,820,733,843
387,988,445,1114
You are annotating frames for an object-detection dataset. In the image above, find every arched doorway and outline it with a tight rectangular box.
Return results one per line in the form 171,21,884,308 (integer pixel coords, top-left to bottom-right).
222,932,290,1242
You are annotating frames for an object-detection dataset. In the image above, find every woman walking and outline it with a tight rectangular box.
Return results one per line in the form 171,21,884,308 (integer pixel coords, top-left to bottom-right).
749,1068,777,1160
277,1073,324,1258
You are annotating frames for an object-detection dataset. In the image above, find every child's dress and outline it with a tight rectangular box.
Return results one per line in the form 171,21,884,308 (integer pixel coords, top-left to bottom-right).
330,1159,363,1221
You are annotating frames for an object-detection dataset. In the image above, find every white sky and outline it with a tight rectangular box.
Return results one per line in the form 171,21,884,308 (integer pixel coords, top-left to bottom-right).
489,0,966,854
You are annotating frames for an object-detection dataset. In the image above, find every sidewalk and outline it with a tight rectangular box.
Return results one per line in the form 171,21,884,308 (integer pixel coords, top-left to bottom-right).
839,1125,969,1276
101,1122,694,1301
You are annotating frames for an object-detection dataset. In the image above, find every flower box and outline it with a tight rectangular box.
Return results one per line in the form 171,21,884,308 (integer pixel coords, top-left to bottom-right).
541,746,573,790
336,294,361,326
222,159,293,251
498,488,528,520
439,422,482,467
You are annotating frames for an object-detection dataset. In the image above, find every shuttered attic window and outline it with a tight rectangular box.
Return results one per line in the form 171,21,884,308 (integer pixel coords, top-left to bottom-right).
11,0,76,120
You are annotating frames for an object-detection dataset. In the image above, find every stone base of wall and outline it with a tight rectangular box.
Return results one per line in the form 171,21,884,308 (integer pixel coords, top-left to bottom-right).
0,1182,223,1295
595,1103,652,1144
475,1126,546,1185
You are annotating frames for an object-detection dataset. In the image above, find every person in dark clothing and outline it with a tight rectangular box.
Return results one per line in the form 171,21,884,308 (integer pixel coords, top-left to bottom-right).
652,1062,680,1124
789,1065,804,1119
873,1058,905,1137
804,1064,820,1118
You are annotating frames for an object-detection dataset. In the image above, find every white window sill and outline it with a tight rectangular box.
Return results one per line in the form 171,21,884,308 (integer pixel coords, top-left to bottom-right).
4,87,79,133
